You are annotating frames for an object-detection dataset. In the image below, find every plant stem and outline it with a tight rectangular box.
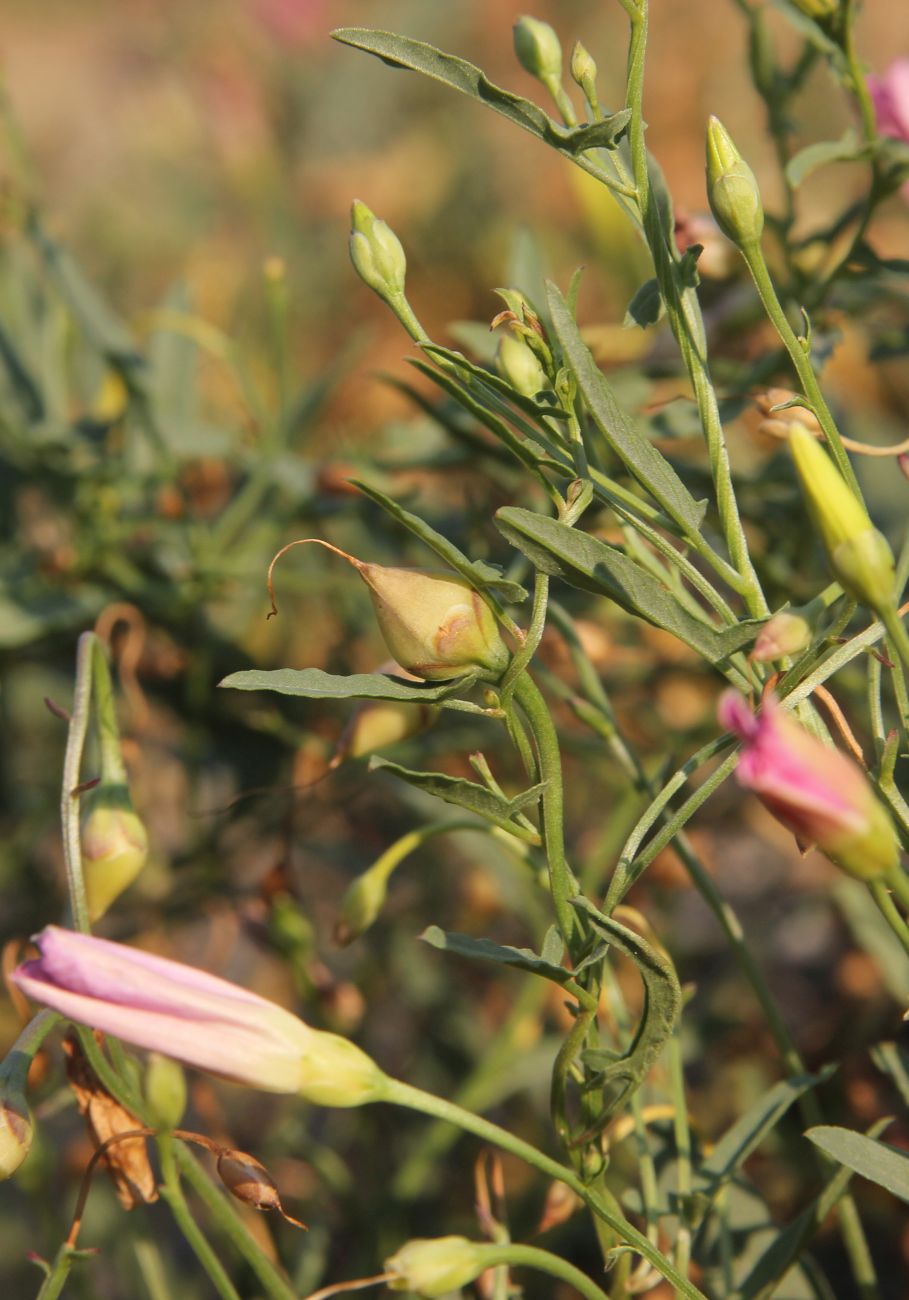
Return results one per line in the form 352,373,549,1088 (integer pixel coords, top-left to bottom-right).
668,1035,693,1289
156,1136,242,1300
174,1143,298,1300
379,1077,707,1300
624,0,767,618
511,672,579,953
34,1247,76,1300
61,632,96,933
740,239,859,494
477,1243,610,1300
869,881,909,962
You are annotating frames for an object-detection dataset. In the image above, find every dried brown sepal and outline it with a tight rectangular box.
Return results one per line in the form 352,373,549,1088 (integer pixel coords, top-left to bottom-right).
62,1032,158,1209
216,1147,307,1230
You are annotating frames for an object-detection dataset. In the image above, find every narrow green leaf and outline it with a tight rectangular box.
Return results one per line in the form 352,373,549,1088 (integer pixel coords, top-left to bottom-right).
696,1070,832,1197
741,1118,891,1299
370,755,545,832
352,478,528,603
219,668,474,702
786,131,866,187
331,28,624,168
547,281,704,533
871,1042,909,1110
421,925,572,984
572,896,681,1117
495,507,757,663
624,278,665,329
806,1125,909,1202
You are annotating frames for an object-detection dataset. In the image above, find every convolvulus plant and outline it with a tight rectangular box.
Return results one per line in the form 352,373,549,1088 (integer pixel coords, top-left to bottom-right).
4,3,909,1299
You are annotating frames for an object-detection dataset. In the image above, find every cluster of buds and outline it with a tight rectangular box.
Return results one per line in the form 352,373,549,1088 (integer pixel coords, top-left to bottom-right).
720,693,900,882
12,927,387,1106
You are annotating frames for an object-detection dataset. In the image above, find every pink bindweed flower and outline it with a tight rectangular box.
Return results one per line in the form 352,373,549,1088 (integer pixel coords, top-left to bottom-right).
719,692,900,881
12,927,385,1104
869,60,909,142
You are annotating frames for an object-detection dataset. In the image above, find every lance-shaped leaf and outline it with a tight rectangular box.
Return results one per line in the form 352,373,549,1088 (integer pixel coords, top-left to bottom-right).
573,896,681,1120
219,668,475,703
786,130,868,187
547,282,705,535
693,1070,833,1205
739,1117,891,1299
332,29,628,165
369,755,544,838
806,1125,909,1203
353,479,527,603
421,926,578,985
495,507,757,663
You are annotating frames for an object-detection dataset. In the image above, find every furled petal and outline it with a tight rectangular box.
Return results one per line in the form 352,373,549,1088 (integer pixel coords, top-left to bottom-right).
13,927,313,1094
719,692,900,880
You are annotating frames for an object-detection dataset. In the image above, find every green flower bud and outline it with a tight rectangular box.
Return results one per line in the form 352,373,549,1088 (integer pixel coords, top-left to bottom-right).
144,1053,187,1130
297,1030,387,1108
362,564,509,680
385,1236,487,1297
268,540,510,682
788,423,895,613
0,1052,32,1181
569,40,597,97
751,609,812,662
513,16,562,89
705,116,764,249
349,200,407,304
335,864,390,947
81,786,149,922
496,332,548,398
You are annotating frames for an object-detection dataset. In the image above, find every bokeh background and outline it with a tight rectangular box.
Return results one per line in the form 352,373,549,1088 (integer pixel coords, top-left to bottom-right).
2,1,909,1296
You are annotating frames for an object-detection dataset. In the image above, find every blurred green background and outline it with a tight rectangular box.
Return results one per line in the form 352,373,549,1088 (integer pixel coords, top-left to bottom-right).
2,2,909,1296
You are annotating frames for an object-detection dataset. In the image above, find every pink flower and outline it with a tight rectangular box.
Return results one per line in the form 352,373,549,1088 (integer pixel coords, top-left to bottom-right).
869,59,909,142
12,927,384,1104
719,692,900,881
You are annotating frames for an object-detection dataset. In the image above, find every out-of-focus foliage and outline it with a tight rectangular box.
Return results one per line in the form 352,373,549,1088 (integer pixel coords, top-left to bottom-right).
2,2,909,1298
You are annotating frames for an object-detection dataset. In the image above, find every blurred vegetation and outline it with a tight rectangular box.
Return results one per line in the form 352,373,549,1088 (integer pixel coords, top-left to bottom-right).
2,2,909,1297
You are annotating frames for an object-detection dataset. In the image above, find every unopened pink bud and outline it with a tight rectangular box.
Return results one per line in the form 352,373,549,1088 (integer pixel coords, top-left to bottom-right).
751,610,812,662
12,928,386,1104
719,692,900,880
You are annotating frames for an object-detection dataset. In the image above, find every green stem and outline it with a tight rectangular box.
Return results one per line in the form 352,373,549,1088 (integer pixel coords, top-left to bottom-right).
174,1144,297,1300
34,1248,76,1300
156,1136,242,1300
881,603,909,681
61,632,96,934
869,881,909,962
740,239,860,495
511,672,579,952
379,1077,707,1300
624,0,767,617
668,1035,693,1289
477,1243,610,1300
